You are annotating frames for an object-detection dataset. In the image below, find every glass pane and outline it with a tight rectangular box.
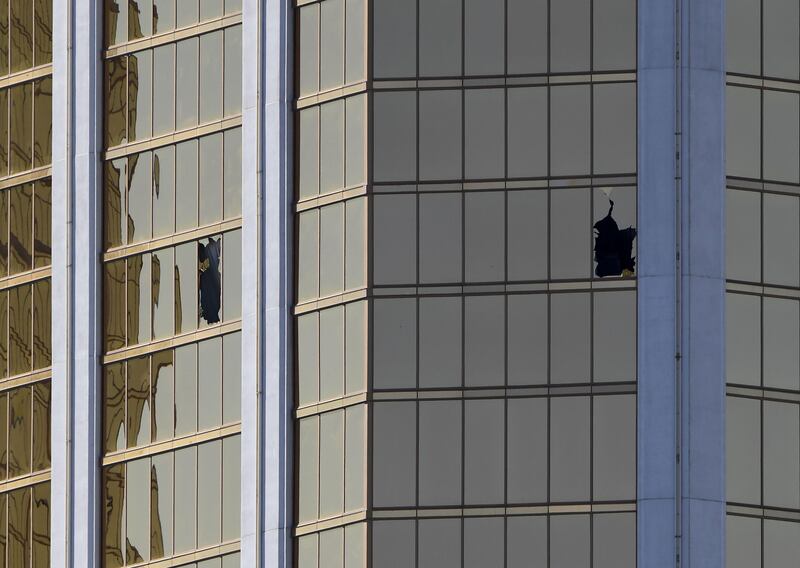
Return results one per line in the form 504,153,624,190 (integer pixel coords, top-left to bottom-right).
465,88,504,179
507,294,548,385
727,0,760,75
763,193,800,287
593,0,635,71
129,0,153,39
126,356,150,447
151,349,174,442
418,0,461,77
763,297,800,391
197,440,222,546
763,401,800,509
373,298,416,390
464,517,504,568
319,203,344,296
31,381,49,471
0,292,6,380
200,0,223,20
419,193,462,284
299,106,320,199
465,192,504,283
464,295,504,387
126,458,150,563
8,283,31,376
507,190,547,281
176,37,199,129
10,0,32,72
550,188,591,279
344,95,365,188
508,87,548,178
8,488,30,566
152,248,174,340
372,520,415,568
103,464,126,568
222,332,241,423
550,396,590,501
8,386,30,477
507,516,547,568
419,296,462,388
152,146,176,238
33,78,52,167
550,292,591,383
153,0,176,34
373,91,416,182
127,253,151,345
344,301,366,395
173,446,197,553
320,527,343,568
728,516,761,568
198,337,222,430
297,209,319,302
174,241,197,333
418,400,462,506
344,0,365,84
550,0,589,72
464,0,504,76
298,416,319,523
507,0,547,74
127,152,152,244
223,26,242,116
593,513,636,568
0,89,7,177
550,514,590,568
726,292,761,386
418,518,460,568
106,0,128,46
33,179,51,267
373,0,415,78
320,100,345,194
593,291,636,382
550,85,590,176
373,402,416,507
174,343,197,436
726,189,761,282
105,159,126,249
153,44,176,136
199,31,223,123
507,398,547,503
0,394,7,479
104,363,126,453
223,128,242,218
373,194,415,285
175,139,199,231
763,0,799,80
763,90,800,183
176,0,199,30
319,306,344,401
0,191,8,276
9,183,32,274
222,435,241,540
128,51,153,142
727,396,761,505
299,4,319,97
298,313,319,406
0,1,6,76
594,83,636,174
199,133,223,226
726,86,761,179
320,0,344,91
764,519,800,567
419,90,462,181
106,57,128,148
32,481,49,567
344,405,365,512
464,399,504,504
319,410,344,518
594,395,636,501
151,452,173,559
104,260,127,352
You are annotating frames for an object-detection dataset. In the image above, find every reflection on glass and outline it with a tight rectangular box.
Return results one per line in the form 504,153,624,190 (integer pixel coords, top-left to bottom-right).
175,242,197,333
34,78,52,168
128,51,153,142
106,57,128,148
9,183,32,274
127,152,152,244
126,458,149,563
0,89,7,176
31,381,49,471
175,140,199,231
152,248,174,339
32,482,50,566
176,38,199,129
8,386,30,478
104,362,126,453
33,179,51,267
34,0,52,65
105,160,126,249
103,464,125,568
8,487,30,566
104,260,127,352
0,291,7,379
127,253,151,345
9,83,32,173
105,0,128,47
151,350,173,442
152,147,175,238
153,0,175,34
10,0,32,73
127,356,150,448
128,0,153,40
32,279,50,369
8,284,31,376
151,452,173,559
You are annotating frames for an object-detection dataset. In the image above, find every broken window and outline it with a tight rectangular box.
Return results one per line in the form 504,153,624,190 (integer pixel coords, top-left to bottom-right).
198,237,221,324
594,199,637,278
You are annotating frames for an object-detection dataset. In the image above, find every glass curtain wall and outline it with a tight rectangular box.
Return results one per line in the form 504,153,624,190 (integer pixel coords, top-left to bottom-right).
726,1,800,565
101,2,242,567
0,0,54,566
295,1,638,566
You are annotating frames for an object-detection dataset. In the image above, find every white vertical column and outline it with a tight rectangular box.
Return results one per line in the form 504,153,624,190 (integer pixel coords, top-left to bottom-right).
679,0,726,566
637,0,679,566
51,0,103,566
242,0,293,565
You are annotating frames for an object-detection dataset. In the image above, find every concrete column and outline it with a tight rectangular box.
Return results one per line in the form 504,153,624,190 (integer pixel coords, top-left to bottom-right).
51,0,103,566
242,0,293,566
637,0,679,565
679,0,726,566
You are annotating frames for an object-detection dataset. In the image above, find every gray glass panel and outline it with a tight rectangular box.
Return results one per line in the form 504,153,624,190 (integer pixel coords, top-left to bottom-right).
507,87,548,178
550,396,590,501
297,209,319,302
175,241,198,333
151,452,173,559
199,133,223,226
176,38,199,129
727,515,761,568
344,197,366,289
763,401,800,509
464,517,504,568
223,229,242,320
726,189,761,282
345,95,366,188
418,519,460,568
763,90,800,183
593,0,635,70
223,26,242,116
465,89,504,179
419,296,462,388
174,446,197,553
726,396,761,505
464,399,504,504
175,140,199,232
127,458,150,563
320,0,344,91
176,0,199,28
419,90,462,181
593,514,635,568
373,194,416,285
465,192,504,283
200,0,223,20
763,297,800,391
129,51,152,141
344,405,365,511
320,100,345,194
464,295,504,387
299,5,319,96
507,294,548,385
551,85,590,176
319,306,344,401
507,397,547,503
373,92,416,182
550,293,591,383
319,410,344,518
594,291,636,382
372,521,415,568
507,190,548,281
153,0,175,34
319,203,344,296
419,0,461,77
507,0,547,74
197,440,222,546
550,187,590,279
299,416,320,523
764,519,800,568
199,31,224,123
763,193,800,287
345,301,367,395
299,534,319,568
419,401,462,506
727,0,760,75
174,343,198,436
551,515,590,568
151,248,174,340
726,292,761,386
507,516,547,568
464,0,504,76
152,350,173,442
419,193,462,283
152,146,175,238
763,0,799,80
373,0,415,78
373,402,416,508
128,254,152,345
298,313,319,406
319,527,343,568
223,128,242,218
299,107,320,199
726,87,761,179
198,337,222,431
594,83,636,174
373,298,416,389
550,0,590,72
593,395,636,501
222,333,242,423
344,523,365,568
344,0,365,84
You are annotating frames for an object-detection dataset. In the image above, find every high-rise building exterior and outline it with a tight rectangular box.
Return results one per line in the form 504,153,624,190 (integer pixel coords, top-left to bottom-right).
17,0,800,566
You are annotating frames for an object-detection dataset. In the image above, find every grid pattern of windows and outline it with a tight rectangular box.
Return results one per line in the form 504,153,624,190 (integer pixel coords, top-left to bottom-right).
102,4,242,566
726,3,800,564
0,0,53,564
294,0,637,566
